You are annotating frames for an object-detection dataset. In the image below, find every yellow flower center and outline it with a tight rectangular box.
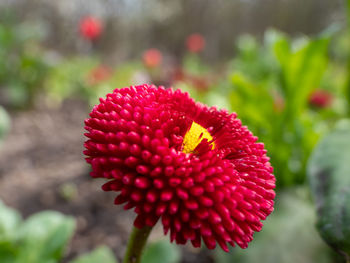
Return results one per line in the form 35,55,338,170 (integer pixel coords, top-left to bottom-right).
182,121,215,154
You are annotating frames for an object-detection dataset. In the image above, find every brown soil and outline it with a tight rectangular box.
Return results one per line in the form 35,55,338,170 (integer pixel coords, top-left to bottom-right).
0,99,214,263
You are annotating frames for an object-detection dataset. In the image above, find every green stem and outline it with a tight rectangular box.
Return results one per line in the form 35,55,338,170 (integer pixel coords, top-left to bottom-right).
122,226,153,263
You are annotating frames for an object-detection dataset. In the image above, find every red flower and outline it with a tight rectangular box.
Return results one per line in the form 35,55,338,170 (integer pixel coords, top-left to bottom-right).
309,90,332,108
186,33,205,53
87,65,113,85
142,49,163,68
84,84,275,252
79,16,103,40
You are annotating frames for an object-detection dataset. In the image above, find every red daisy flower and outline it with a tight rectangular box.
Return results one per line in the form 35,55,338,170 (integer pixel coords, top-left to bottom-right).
84,84,275,252
142,49,163,68
308,89,332,108
186,33,205,53
79,16,103,41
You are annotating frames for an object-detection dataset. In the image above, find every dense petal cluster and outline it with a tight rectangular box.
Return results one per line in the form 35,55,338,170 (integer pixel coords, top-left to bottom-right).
84,84,275,252
79,16,103,41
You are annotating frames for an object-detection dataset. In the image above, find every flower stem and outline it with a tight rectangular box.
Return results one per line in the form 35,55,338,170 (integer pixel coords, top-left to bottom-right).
122,226,153,263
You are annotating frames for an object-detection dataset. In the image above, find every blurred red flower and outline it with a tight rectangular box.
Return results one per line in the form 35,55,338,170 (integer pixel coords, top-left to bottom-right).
186,33,205,53
309,90,332,108
87,65,113,85
79,16,103,41
84,84,275,252
142,49,163,68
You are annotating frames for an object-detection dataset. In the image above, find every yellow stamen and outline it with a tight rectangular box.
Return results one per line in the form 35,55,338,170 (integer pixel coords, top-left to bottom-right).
182,121,215,154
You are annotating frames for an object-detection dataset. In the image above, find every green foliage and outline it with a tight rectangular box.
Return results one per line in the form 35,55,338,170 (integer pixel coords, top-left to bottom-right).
0,106,10,143
0,200,75,263
45,57,98,106
45,57,145,107
70,246,118,263
226,29,333,188
307,120,350,260
0,200,120,263
0,13,48,109
14,211,75,263
141,239,181,263
215,188,335,263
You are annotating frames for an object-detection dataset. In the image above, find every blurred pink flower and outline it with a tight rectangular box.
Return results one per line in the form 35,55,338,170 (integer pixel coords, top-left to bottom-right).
142,49,163,68
186,33,205,53
79,16,103,41
309,90,332,108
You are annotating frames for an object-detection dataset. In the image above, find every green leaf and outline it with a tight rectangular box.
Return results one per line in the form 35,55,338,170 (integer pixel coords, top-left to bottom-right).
70,246,118,263
307,119,350,259
0,201,21,263
15,211,75,263
273,34,330,114
141,240,181,263
0,106,10,142
203,91,231,111
0,199,21,241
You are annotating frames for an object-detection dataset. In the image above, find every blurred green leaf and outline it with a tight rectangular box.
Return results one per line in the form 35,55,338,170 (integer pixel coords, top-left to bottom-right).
307,119,350,260
0,106,11,142
15,211,75,263
45,57,97,105
0,201,20,263
0,200,21,241
141,240,181,263
203,90,231,110
274,34,330,114
70,246,118,263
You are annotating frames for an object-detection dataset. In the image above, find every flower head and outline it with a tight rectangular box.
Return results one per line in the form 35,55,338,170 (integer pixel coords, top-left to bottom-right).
186,33,205,53
84,84,275,252
142,49,163,68
79,16,103,41
309,89,332,108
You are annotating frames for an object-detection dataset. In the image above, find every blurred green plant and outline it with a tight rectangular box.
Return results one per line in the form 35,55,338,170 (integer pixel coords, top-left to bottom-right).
0,106,10,145
225,29,334,188
45,57,146,107
0,200,74,263
308,119,350,261
0,200,117,263
141,239,181,263
0,11,48,109
70,246,117,263
0,200,182,263
344,0,350,116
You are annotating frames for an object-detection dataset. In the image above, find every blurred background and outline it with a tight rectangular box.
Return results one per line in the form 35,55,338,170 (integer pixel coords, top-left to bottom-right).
0,0,349,262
